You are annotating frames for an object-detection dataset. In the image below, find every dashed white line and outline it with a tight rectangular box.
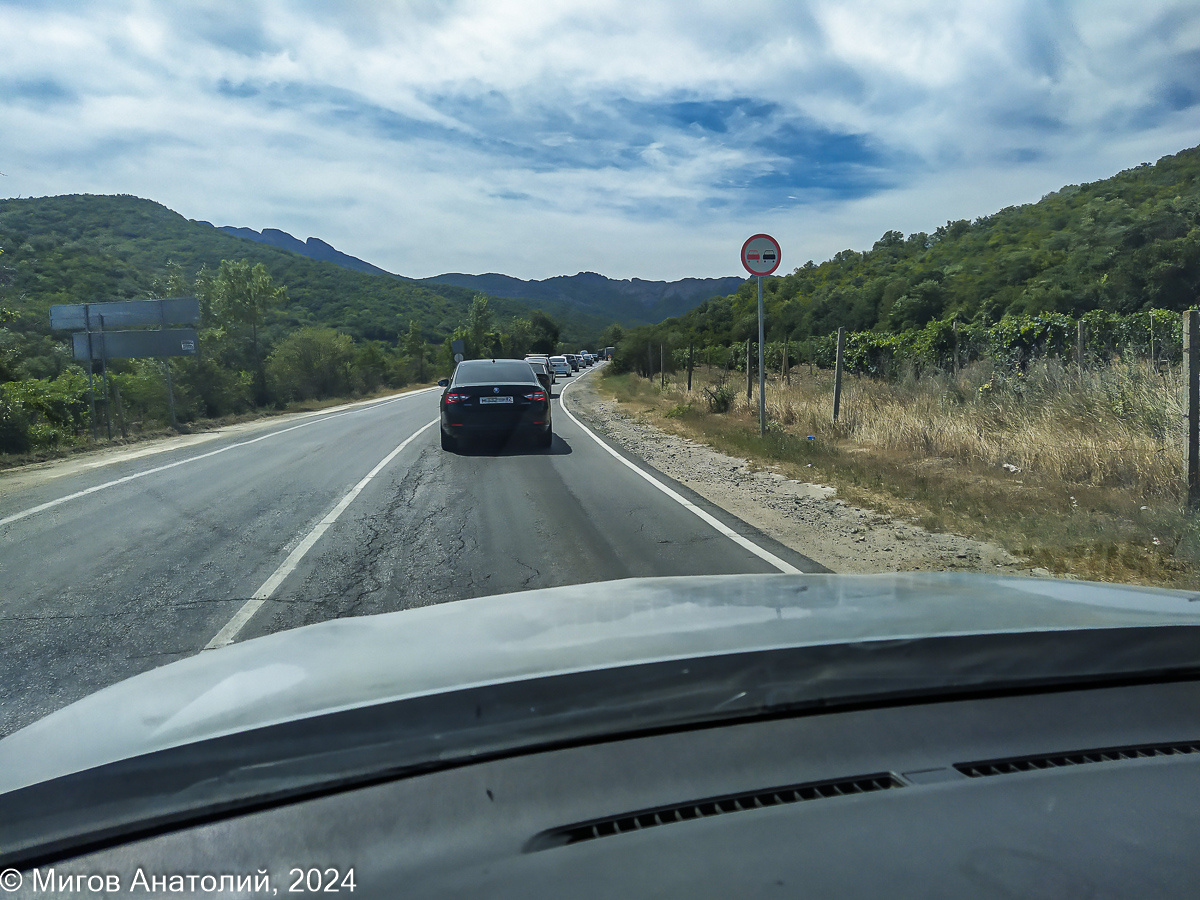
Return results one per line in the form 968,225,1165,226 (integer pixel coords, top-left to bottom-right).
558,367,801,574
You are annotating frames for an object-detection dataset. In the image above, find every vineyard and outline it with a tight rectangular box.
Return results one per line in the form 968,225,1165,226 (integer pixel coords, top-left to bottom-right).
628,309,1188,379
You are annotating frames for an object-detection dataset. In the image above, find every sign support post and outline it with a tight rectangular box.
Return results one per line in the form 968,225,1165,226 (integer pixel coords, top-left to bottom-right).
740,234,781,438
83,304,97,441
159,302,178,428
50,297,201,440
757,276,766,436
98,314,112,440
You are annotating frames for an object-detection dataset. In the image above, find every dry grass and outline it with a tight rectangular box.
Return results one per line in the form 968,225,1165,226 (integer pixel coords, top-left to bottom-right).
763,359,1182,498
603,360,1200,588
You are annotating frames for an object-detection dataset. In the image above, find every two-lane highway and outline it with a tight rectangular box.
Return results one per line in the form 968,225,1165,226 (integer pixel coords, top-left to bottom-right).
0,365,823,737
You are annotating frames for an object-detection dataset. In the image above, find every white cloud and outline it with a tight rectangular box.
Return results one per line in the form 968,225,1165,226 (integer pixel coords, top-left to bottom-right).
1,0,1199,280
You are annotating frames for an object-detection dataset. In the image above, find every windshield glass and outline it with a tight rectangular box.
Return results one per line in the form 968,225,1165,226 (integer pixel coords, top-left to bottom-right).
1,0,1199,874
452,360,540,385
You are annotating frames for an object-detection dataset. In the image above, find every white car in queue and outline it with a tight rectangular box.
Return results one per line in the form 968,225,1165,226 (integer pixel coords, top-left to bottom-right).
549,356,572,377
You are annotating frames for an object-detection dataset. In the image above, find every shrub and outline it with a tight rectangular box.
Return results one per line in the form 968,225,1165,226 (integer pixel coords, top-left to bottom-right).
0,393,32,453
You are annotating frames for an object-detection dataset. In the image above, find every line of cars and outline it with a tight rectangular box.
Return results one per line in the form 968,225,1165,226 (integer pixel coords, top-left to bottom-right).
537,351,598,377
436,352,595,451
436,352,599,452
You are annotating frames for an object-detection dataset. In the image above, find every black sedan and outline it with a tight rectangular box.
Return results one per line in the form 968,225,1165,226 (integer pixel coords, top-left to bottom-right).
438,359,552,451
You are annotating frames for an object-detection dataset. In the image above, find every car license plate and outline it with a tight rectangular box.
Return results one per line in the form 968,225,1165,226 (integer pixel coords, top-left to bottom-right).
479,396,513,404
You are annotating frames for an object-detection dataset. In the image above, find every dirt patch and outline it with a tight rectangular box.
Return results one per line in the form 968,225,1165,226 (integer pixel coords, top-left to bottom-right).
564,375,1035,576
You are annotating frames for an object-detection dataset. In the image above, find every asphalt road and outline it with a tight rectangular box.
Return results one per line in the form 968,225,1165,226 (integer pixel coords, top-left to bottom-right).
0,364,823,738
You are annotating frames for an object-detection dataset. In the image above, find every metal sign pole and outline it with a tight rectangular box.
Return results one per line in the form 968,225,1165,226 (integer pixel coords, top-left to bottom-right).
99,314,112,440
757,275,766,436
740,233,780,439
84,304,97,441
159,302,178,428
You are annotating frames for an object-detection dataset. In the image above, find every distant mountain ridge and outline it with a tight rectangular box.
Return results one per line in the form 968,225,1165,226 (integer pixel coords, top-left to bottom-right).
422,271,746,324
216,226,391,275
216,225,741,324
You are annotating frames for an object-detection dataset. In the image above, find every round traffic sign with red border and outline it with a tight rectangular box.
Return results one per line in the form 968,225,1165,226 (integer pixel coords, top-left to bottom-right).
741,234,781,276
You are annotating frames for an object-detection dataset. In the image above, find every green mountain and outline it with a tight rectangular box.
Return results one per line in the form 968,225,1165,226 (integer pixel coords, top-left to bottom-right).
422,271,746,325
216,226,391,276
669,144,1200,347
0,194,608,344
216,225,740,325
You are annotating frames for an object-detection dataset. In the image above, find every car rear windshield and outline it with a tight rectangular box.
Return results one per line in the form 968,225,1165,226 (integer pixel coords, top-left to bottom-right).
454,360,540,386
529,362,548,373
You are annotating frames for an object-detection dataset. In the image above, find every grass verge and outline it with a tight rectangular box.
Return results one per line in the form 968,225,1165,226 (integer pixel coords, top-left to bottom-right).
600,364,1200,589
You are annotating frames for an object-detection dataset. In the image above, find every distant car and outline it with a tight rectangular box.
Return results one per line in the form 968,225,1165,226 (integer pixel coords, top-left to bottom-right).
549,356,571,377
438,359,552,451
580,352,594,366
527,360,553,393
524,355,554,383
566,354,580,372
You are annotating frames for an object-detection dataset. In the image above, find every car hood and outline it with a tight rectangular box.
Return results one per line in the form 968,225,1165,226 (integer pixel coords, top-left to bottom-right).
4,572,1200,796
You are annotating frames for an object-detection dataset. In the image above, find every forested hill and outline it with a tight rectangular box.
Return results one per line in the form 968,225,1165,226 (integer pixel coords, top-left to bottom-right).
677,145,1200,346
0,194,607,343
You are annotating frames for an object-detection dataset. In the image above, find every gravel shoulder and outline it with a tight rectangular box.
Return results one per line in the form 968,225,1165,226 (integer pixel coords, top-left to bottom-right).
565,373,1034,576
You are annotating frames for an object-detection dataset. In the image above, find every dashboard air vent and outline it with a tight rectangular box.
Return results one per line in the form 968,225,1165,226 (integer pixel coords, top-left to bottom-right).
529,773,902,851
956,740,1200,778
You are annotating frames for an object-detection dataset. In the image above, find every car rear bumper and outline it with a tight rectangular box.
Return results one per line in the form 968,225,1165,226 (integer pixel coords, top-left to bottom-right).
442,412,551,434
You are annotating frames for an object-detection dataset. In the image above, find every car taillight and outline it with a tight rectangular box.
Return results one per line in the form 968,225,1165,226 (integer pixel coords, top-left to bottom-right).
444,393,469,404
524,390,547,402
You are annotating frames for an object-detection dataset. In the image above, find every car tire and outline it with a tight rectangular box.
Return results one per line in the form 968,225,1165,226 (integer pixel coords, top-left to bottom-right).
538,428,553,449
440,429,457,452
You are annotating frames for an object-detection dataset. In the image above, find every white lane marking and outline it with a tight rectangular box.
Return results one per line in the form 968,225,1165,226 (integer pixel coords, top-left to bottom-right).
0,387,440,529
558,369,801,574
204,418,440,649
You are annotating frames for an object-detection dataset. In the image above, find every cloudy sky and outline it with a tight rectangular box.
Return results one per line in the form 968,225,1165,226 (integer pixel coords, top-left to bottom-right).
2,1,1199,281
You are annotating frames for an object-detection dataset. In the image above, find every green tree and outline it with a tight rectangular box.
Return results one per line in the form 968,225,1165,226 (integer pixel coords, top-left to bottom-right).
599,323,624,349
352,341,389,393
266,327,355,402
403,320,428,381
211,260,287,403
467,293,494,357
527,310,561,354
156,260,192,298
502,316,533,357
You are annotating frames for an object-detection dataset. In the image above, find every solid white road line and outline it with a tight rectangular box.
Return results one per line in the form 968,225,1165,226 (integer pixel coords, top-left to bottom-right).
559,367,801,574
204,418,439,649
0,387,440,529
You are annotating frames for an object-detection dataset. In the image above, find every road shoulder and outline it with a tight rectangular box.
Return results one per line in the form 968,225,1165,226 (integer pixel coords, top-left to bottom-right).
563,373,1029,576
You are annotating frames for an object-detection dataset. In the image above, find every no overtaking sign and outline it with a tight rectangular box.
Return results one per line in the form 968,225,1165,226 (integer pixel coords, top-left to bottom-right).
741,234,781,277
